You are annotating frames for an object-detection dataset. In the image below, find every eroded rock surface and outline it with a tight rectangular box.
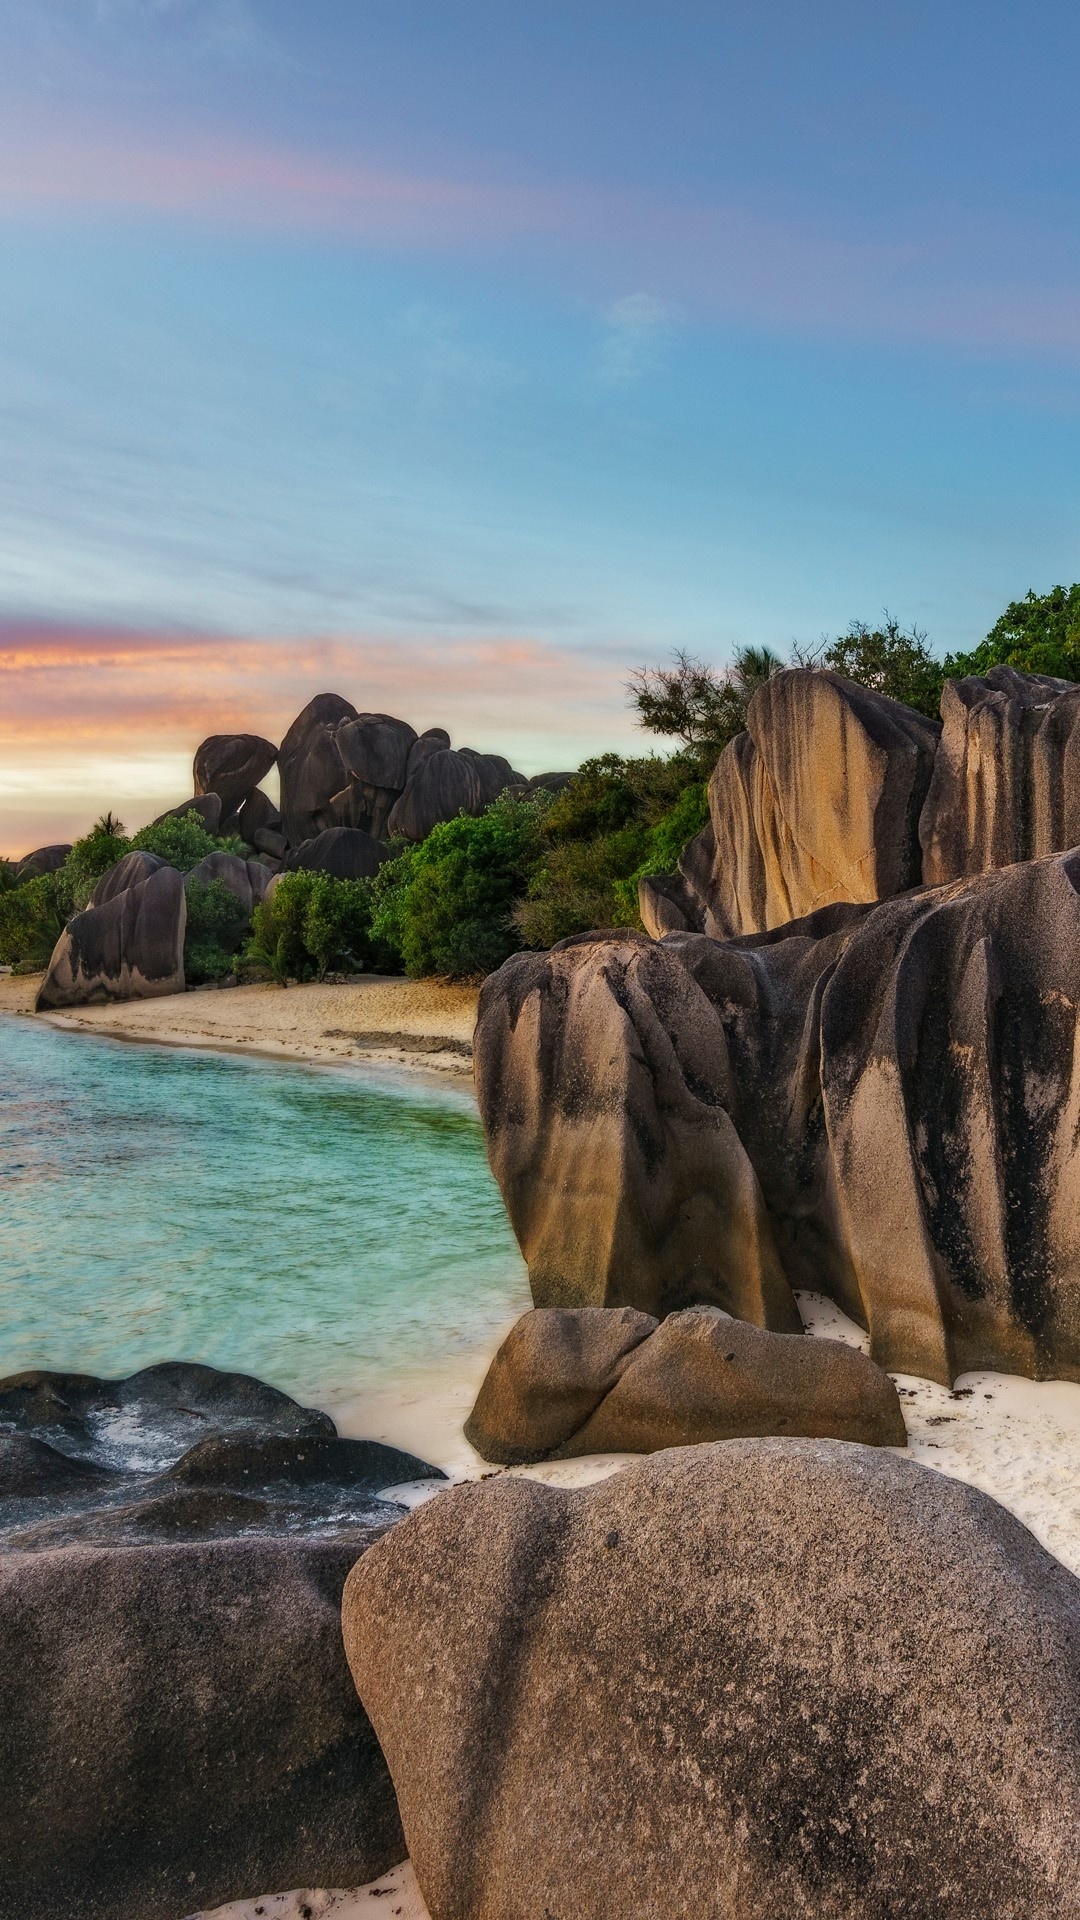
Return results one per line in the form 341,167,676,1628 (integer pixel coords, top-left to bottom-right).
465,1305,906,1463
0,1362,438,1920
345,1440,1080,1920
36,862,186,1010
477,849,1080,1383
284,826,389,880
193,733,278,817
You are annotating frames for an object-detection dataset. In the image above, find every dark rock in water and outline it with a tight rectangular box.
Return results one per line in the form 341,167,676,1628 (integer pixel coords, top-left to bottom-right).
36,864,186,1010
153,792,224,834
278,692,358,848
14,843,71,881
464,1306,655,1465
193,733,278,816
89,849,169,907
344,1440,1080,1920
0,1362,442,1920
920,665,1080,884
477,850,1080,1384
234,785,281,846
465,1305,906,1464
186,849,272,917
284,825,388,881
2,1536,405,1920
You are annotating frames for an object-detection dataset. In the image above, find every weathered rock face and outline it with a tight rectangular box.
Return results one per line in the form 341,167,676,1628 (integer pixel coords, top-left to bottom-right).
664,668,941,939
278,693,359,848
186,850,272,917
465,1305,906,1463
153,792,224,834
234,786,281,847
284,826,388,881
89,849,169,907
14,844,71,882
0,1361,438,1920
36,864,186,1011
477,850,1080,1384
344,1441,1080,1920
920,665,1080,884
387,748,486,841
193,733,278,817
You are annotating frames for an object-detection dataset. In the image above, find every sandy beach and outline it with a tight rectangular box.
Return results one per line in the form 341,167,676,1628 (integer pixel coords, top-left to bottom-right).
0,971,478,1078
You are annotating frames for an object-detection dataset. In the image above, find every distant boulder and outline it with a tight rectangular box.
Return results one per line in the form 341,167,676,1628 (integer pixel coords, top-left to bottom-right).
459,748,522,805
90,851,168,908
386,748,485,841
344,1440,1080,1920
186,850,272,918
14,845,71,883
193,733,277,817
335,714,417,793
465,1304,906,1464
406,729,452,778
284,826,388,881
36,865,186,1011
152,793,223,836
528,771,574,794
278,693,358,848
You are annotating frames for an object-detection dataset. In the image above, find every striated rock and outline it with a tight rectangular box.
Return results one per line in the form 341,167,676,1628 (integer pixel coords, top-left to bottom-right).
920,665,1080,883
0,1361,440,1920
153,793,224,835
407,727,451,776
477,850,1080,1383
193,734,277,817
465,1305,906,1463
186,850,272,917
335,714,417,793
459,748,523,805
464,1307,655,1464
36,865,186,1011
387,748,486,841
14,844,71,882
671,668,940,938
343,1440,1080,1920
89,850,168,907
284,826,388,881
278,694,358,848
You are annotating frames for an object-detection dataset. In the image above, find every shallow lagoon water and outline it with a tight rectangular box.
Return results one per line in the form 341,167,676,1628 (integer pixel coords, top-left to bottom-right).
0,1013,530,1416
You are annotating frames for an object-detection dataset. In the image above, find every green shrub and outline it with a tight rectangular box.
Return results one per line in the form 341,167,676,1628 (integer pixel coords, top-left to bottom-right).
131,810,245,871
183,878,251,985
63,817,132,911
943,584,1080,684
375,794,548,979
0,872,68,968
814,617,945,717
245,871,378,983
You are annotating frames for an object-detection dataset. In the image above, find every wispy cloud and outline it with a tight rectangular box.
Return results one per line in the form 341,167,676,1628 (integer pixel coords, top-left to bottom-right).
598,293,679,386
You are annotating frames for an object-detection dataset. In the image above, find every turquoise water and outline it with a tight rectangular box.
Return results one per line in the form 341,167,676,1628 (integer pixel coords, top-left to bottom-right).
0,1014,529,1415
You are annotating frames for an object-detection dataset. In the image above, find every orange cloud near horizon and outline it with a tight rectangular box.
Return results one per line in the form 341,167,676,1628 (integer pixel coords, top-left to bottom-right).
0,620,640,856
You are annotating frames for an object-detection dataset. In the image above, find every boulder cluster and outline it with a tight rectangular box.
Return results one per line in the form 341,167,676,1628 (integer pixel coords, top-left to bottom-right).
28,695,566,1010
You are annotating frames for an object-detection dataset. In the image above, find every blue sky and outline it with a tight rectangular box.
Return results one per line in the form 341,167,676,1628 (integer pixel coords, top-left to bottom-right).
2,1,1080,847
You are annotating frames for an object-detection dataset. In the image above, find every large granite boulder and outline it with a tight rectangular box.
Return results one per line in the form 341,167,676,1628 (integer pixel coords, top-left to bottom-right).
278,693,358,848
387,748,486,841
465,1304,906,1463
335,713,417,791
476,849,1080,1384
656,668,940,939
0,1361,439,1920
234,786,281,847
920,665,1080,883
36,864,186,1010
89,849,168,907
14,844,71,882
284,826,388,881
193,733,277,817
459,747,525,805
152,793,224,835
344,1440,1080,1920
186,850,273,917
407,726,451,776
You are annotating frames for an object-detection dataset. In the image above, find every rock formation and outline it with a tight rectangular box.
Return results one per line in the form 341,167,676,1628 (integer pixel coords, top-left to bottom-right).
152,792,224,834
186,849,273,916
284,826,389,881
0,1361,439,1920
14,844,71,882
277,693,359,848
464,1304,906,1462
88,849,169,906
36,863,186,1011
387,747,487,841
476,848,1080,1384
193,733,278,818
344,1440,1080,1920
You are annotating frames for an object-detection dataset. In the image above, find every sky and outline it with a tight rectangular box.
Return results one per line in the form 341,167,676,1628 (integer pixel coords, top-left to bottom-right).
3,3,1080,853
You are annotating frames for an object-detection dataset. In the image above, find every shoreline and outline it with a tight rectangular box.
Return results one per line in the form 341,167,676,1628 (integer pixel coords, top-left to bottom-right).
0,972,479,1084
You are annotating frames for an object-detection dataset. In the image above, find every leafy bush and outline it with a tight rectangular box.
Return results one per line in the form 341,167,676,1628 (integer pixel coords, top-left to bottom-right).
245,871,378,983
0,873,68,968
131,810,245,871
183,878,252,985
811,617,945,717
0,858,20,894
943,584,1080,683
373,793,548,979
627,646,783,774
63,817,132,911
